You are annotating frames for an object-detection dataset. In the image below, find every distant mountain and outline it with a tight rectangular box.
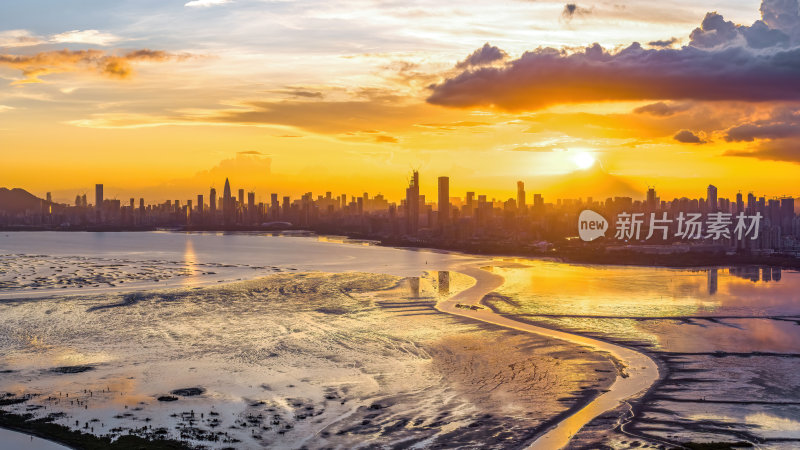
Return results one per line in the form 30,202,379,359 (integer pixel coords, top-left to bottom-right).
0,188,49,213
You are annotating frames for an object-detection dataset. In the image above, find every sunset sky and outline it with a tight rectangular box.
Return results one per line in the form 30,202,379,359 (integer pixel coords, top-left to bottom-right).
2,0,800,204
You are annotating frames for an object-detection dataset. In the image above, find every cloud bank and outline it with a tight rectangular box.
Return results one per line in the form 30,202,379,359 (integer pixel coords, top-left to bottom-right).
428,0,800,111
0,49,186,83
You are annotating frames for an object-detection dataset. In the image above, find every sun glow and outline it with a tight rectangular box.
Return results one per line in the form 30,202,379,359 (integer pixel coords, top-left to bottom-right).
571,151,596,170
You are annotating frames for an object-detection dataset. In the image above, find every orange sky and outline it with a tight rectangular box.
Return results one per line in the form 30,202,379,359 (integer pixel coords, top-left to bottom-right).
2,0,800,204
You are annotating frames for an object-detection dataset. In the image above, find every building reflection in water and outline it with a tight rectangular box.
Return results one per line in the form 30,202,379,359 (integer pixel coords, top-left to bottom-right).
727,266,783,284
707,268,718,295
408,277,420,298
437,271,450,296
708,265,787,295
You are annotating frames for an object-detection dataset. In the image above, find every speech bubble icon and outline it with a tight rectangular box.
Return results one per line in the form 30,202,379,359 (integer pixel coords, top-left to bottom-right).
578,210,608,242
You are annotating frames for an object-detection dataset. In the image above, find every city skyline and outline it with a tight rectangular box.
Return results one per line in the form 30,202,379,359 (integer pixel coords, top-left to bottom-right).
7,172,800,272
13,175,800,211
4,0,800,200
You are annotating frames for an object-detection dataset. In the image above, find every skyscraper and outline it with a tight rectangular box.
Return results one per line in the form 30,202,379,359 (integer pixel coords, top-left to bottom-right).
223,178,233,225
438,176,450,227
781,197,794,235
646,187,657,211
209,187,217,220
247,191,256,224
223,179,231,203
516,181,526,211
533,193,543,211
465,192,475,216
405,170,419,235
270,193,279,219
707,185,717,213
95,184,104,210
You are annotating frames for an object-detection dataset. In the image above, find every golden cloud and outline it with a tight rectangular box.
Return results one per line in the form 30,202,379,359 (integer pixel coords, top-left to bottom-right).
0,49,188,84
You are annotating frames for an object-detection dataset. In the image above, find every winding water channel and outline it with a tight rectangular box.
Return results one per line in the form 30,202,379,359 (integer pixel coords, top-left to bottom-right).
437,264,660,450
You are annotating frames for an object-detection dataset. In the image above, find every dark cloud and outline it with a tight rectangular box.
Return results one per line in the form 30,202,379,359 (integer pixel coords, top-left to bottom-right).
0,49,186,83
689,12,742,48
561,3,591,22
287,90,323,98
761,0,800,42
648,37,679,48
455,43,508,69
673,129,706,144
634,102,691,117
689,11,791,49
428,0,800,111
726,123,800,141
428,43,800,110
714,106,800,163
724,107,800,141
740,19,791,48
724,139,800,163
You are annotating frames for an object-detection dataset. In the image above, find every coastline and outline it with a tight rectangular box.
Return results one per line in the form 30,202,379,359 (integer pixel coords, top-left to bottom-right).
14,226,800,273
3,226,797,271
0,425,73,450
0,411,188,449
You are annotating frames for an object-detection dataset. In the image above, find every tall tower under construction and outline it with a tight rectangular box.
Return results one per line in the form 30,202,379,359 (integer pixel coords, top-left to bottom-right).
405,171,419,235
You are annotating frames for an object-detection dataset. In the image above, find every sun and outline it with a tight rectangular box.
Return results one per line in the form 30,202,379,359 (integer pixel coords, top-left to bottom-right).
571,151,596,170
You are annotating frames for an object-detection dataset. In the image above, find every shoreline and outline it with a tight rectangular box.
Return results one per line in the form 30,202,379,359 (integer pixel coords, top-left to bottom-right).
0,424,73,450
0,411,188,449
3,227,797,272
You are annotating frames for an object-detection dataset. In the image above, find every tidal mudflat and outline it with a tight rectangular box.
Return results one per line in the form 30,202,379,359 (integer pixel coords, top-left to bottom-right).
0,271,614,449
2,232,796,449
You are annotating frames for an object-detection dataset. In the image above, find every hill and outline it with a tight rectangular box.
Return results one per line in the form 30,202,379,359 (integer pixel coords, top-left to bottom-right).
0,188,49,213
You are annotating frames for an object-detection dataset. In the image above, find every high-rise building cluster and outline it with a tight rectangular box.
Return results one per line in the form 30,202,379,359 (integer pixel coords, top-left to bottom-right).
3,176,800,256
